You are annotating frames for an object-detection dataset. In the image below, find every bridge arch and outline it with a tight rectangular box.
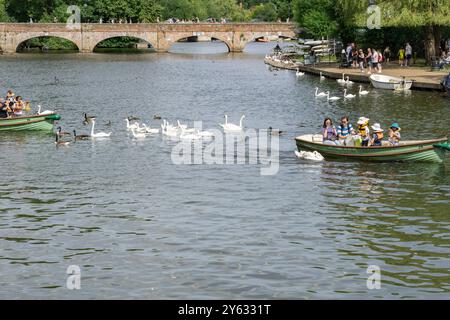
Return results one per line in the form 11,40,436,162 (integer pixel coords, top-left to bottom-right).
165,33,233,53
245,32,296,47
15,33,82,52
87,33,157,53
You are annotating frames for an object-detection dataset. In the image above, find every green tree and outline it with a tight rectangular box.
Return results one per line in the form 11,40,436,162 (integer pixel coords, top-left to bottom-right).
139,0,163,22
0,0,9,22
336,0,450,62
294,0,337,38
252,2,277,21
303,10,337,38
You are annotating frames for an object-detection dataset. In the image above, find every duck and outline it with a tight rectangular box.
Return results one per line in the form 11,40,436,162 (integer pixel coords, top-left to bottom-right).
320,72,326,81
268,127,284,136
90,119,112,138
130,127,146,139
296,69,305,77
295,150,324,161
153,115,162,120
326,92,341,101
105,120,112,126
55,134,70,146
219,114,245,132
315,87,328,98
336,73,346,84
125,118,139,130
37,105,54,115
83,113,96,125
345,76,354,85
73,130,90,141
359,85,370,96
343,89,356,99
56,126,71,137
127,116,140,121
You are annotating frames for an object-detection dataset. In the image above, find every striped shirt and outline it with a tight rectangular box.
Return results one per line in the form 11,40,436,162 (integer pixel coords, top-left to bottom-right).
337,124,354,137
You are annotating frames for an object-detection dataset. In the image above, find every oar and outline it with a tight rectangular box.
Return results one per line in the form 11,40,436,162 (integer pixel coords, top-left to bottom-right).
434,142,450,151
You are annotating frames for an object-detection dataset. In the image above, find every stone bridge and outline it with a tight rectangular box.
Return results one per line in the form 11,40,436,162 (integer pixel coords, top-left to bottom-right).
0,23,296,54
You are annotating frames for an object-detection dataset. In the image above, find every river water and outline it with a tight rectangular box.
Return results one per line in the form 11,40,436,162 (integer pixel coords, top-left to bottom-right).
0,42,449,299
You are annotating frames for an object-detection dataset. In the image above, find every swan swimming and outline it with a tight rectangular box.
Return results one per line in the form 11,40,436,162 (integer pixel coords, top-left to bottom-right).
345,76,354,85
315,87,328,98
326,92,341,101
90,119,112,138
359,85,370,96
220,115,245,132
37,105,54,115
343,89,356,99
296,69,305,77
125,118,139,130
130,127,146,139
295,150,324,161
320,72,326,81
337,73,346,84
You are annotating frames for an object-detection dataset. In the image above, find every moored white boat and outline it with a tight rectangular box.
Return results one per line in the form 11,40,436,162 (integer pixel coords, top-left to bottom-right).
369,74,413,90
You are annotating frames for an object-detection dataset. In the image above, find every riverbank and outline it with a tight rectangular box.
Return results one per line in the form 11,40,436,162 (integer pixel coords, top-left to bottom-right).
264,57,447,91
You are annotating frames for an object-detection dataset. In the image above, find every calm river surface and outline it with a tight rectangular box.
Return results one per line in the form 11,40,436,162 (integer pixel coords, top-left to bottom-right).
0,42,449,299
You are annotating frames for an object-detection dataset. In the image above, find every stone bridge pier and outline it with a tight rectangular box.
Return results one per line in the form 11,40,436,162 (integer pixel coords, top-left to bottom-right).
0,23,296,54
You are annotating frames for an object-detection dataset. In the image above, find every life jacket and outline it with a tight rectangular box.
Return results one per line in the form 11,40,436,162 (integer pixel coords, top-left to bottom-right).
358,124,369,137
375,132,383,140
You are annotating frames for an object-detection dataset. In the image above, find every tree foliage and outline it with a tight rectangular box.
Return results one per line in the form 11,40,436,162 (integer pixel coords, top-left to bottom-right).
0,0,295,23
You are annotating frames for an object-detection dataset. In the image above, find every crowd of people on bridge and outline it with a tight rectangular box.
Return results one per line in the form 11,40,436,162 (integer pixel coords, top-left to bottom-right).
0,90,30,118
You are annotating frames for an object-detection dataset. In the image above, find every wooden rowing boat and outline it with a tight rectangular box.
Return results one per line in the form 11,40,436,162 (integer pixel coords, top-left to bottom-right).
295,134,450,163
369,74,413,90
0,113,61,132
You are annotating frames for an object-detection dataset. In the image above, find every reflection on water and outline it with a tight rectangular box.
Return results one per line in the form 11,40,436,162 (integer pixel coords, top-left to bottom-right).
0,42,449,299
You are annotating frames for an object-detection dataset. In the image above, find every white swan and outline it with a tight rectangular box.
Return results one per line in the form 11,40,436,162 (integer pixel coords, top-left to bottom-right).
343,89,356,99
130,127,146,139
359,85,370,96
180,128,202,140
161,121,179,137
345,76,354,85
176,120,188,130
142,124,160,134
90,119,112,138
125,118,139,131
295,150,324,161
326,92,341,101
315,87,327,98
296,69,305,77
337,73,346,84
220,115,245,132
320,72,326,81
37,105,54,115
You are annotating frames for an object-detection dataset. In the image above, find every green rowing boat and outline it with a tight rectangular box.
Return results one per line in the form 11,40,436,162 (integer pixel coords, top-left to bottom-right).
295,134,450,163
0,113,61,132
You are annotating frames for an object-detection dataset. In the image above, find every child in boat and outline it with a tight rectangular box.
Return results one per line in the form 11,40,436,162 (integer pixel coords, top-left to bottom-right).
370,123,384,146
13,96,24,117
357,117,370,146
337,116,356,145
322,118,338,145
388,123,401,145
